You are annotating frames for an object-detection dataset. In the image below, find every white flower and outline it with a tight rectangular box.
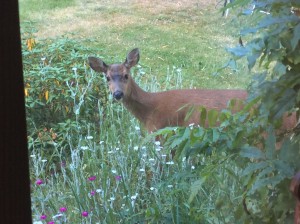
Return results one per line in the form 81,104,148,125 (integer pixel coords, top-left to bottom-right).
107,151,114,154
41,159,47,163
72,67,77,71
52,213,63,219
96,189,102,193
131,193,138,200
155,147,162,152
149,158,155,162
99,141,104,144
110,197,115,201
115,147,120,151
154,141,161,146
150,187,155,191
33,221,43,224
133,146,139,151
161,154,167,158
81,146,88,150
166,161,174,165
191,166,195,170
87,136,93,140
135,126,140,131
167,185,173,188
139,168,145,172
111,169,117,174
30,155,36,158
41,57,46,61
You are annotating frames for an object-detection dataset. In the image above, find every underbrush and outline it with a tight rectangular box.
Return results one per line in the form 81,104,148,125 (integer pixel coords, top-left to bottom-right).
22,8,300,222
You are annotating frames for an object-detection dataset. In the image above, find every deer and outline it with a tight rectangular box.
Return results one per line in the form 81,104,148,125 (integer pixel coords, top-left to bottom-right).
88,48,297,135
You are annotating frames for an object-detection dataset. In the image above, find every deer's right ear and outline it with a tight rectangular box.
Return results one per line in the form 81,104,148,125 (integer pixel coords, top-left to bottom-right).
88,57,108,73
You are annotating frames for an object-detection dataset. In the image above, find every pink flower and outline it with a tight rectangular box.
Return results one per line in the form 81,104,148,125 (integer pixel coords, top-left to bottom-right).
115,175,122,181
82,211,89,217
48,221,55,224
36,179,44,185
40,214,47,220
88,176,96,181
90,190,95,196
59,207,67,213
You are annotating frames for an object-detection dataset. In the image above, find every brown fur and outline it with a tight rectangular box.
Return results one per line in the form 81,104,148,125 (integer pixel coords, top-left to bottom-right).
88,48,296,133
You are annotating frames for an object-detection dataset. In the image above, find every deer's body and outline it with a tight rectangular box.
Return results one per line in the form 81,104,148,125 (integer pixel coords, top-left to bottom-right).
121,76,247,132
88,48,296,133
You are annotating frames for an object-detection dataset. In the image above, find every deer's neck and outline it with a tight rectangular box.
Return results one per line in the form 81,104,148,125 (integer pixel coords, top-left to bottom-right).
122,78,154,125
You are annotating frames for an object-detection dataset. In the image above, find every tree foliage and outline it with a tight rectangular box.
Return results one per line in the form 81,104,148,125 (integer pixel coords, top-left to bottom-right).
159,0,300,222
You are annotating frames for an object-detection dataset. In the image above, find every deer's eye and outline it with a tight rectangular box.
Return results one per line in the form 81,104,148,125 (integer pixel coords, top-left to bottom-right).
106,76,111,82
124,74,129,80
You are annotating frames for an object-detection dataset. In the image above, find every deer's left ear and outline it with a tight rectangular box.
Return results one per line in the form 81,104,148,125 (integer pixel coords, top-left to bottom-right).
124,48,140,68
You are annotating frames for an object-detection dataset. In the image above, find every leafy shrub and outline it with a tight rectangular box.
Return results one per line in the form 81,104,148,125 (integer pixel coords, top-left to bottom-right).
159,0,300,223
22,22,109,153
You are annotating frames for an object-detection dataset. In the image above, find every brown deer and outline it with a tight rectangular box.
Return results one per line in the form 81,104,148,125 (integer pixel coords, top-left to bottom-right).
88,48,296,133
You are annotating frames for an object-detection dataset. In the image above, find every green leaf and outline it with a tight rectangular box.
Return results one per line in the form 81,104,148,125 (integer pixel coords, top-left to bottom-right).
240,146,265,159
208,109,219,127
249,175,283,194
265,127,276,159
188,177,207,203
242,161,269,176
273,62,286,76
291,23,300,51
199,107,207,127
226,46,249,58
273,160,294,177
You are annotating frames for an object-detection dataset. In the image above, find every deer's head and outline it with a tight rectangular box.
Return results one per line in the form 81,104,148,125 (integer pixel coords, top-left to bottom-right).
88,48,140,100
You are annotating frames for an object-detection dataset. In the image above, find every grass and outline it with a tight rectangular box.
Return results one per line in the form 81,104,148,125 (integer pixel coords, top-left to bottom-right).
19,0,258,223
19,0,251,89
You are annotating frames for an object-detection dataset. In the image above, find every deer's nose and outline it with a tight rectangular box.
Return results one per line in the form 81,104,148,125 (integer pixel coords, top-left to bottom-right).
113,91,124,100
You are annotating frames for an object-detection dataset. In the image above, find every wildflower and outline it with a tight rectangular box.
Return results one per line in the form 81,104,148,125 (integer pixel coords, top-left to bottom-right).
40,214,47,220
131,193,138,200
149,158,155,162
88,176,96,181
167,185,173,188
191,166,195,170
48,221,55,224
99,141,104,144
166,161,175,165
30,155,36,158
41,159,47,163
133,146,139,151
115,175,122,181
90,190,96,196
96,189,102,193
139,168,145,172
150,187,155,191
36,179,44,185
87,136,93,140
59,207,67,213
52,214,63,219
110,197,115,201
60,161,66,168
135,126,140,131
115,147,120,151
81,211,88,217
81,146,88,150
111,169,117,174
72,67,77,71
154,141,160,146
